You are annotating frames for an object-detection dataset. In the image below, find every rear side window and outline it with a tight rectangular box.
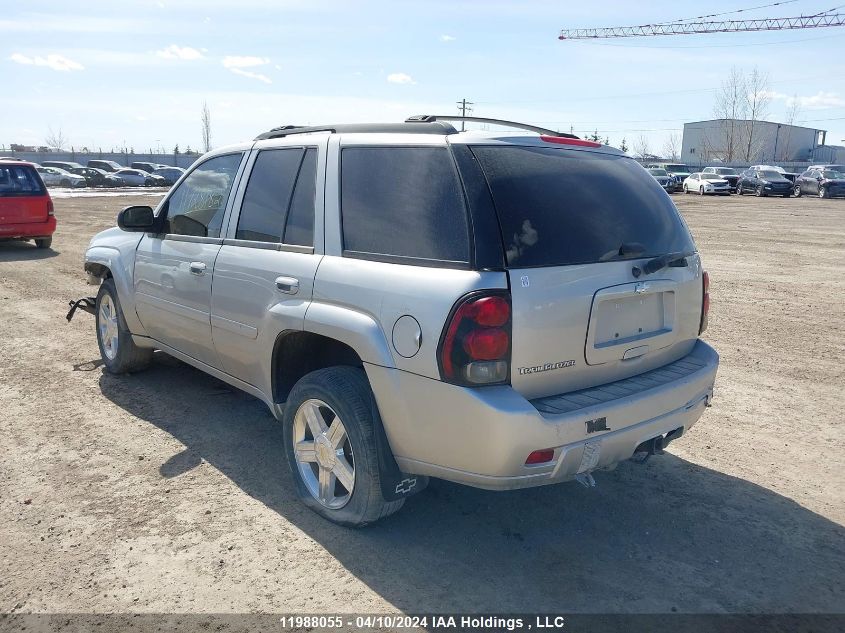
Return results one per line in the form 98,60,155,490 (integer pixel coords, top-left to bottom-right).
341,147,469,264
284,148,317,246
0,165,45,196
236,148,304,243
470,146,695,268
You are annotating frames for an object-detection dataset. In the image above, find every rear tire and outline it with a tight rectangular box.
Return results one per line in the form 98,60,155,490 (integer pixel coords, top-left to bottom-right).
699,186,705,196
34,237,52,249
95,278,153,374
794,185,802,197
737,183,744,195
756,185,765,197
683,185,689,194
819,187,828,199
283,367,405,527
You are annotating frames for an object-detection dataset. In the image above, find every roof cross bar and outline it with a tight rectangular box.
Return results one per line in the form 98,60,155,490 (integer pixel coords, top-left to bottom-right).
405,115,579,138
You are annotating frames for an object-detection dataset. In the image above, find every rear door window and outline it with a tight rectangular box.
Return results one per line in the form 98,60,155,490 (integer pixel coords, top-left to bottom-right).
0,165,45,196
470,146,694,268
341,147,469,265
236,148,304,243
283,148,317,246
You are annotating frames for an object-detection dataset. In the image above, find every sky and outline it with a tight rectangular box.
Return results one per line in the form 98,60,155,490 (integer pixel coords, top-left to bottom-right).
1,0,844,156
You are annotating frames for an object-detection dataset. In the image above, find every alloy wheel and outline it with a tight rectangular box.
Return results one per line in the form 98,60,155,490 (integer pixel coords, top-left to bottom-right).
292,399,355,509
98,295,119,360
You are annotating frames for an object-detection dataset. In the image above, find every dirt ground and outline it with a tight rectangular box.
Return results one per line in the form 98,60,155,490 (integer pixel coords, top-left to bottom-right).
0,191,843,617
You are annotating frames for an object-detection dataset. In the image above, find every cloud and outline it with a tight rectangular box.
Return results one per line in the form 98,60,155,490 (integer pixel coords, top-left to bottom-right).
387,72,415,85
155,44,204,60
9,52,83,71
229,68,272,84
762,90,845,111
222,55,270,69
440,34,456,41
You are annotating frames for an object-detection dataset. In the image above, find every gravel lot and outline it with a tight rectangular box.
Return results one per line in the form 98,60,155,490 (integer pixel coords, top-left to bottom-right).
0,192,843,616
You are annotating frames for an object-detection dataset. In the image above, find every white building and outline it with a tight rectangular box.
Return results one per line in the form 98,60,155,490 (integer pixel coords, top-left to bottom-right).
681,119,826,166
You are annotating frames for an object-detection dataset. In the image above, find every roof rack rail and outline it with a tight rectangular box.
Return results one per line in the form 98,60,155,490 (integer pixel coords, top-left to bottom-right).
405,115,578,139
254,121,457,140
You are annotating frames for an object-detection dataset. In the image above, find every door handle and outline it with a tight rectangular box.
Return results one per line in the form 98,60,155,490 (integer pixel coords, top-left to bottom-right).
189,262,207,275
275,276,300,295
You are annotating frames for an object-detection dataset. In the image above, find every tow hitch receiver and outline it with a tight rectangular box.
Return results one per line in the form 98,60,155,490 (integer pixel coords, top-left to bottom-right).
631,427,684,464
66,297,97,322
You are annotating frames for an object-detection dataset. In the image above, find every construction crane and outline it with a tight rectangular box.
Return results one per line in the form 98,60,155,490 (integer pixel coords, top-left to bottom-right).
558,10,844,39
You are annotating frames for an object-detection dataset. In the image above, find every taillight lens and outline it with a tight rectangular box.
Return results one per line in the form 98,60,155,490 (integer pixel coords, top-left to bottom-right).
47,199,54,216
699,271,710,334
439,291,511,386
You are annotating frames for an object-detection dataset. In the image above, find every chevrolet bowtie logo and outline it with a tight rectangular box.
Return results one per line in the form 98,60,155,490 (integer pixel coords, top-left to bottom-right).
395,478,417,494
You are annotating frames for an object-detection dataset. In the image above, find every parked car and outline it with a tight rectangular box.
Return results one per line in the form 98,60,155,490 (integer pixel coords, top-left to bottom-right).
0,160,55,249
74,117,718,526
151,166,185,186
69,167,124,187
748,164,798,183
130,161,166,173
87,159,124,173
647,163,691,191
683,172,731,195
41,160,85,172
794,168,845,198
701,166,739,192
36,166,87,188
646,167,675,193
807,164,845,173
736,168,793,197
114,168,167,187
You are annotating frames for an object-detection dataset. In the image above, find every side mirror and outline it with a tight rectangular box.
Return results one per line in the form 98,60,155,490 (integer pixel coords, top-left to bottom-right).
117,205,159,232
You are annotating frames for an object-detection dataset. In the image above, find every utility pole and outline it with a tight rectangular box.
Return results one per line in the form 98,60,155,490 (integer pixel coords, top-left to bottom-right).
456,98,474,131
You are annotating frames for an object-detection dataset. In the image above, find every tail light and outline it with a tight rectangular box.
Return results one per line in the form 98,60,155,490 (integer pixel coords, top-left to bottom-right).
47,199,54,216
699,271,710,334
438,291,511,386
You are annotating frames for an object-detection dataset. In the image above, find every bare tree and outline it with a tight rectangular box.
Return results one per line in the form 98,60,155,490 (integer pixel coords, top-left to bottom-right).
776,95,801,161
201,101,212,153
662,133,681,161
633,134,651,160
712,67,747,162
743,67,771,162
44,126,67,151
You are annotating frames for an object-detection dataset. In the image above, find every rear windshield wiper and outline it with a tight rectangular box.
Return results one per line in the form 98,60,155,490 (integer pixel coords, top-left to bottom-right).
633,251,694,278
600,241,647,262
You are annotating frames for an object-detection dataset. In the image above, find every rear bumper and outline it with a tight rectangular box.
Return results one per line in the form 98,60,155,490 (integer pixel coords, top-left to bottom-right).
0,216,56,239
367,340,718,490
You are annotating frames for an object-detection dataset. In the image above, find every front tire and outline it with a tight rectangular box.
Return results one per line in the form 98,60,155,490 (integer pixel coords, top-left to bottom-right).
737,183,744,195
683,185,689,194
283,367,405,527
756,185,765,197
699,186,705,196
95,278,153,374
794,185,802,197
819,186,828,199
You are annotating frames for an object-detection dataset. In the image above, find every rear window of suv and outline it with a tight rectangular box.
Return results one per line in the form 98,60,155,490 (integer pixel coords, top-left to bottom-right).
0,165,45,196
470,146,695,268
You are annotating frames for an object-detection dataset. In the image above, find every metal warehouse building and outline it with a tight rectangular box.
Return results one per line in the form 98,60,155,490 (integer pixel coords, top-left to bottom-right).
681,119,827,166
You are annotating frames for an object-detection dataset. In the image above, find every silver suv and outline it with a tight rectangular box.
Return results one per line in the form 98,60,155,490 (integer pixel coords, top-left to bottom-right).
73,116,719,526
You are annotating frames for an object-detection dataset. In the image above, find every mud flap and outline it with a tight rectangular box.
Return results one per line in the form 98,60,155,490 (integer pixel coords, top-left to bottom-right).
372,414,429,501
66,297,97,322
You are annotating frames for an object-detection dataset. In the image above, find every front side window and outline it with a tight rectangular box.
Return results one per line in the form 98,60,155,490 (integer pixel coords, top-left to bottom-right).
165,153,242,237
341,147,469,264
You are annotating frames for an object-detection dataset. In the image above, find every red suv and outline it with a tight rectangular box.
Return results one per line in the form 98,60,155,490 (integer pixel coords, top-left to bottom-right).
0,160,55,249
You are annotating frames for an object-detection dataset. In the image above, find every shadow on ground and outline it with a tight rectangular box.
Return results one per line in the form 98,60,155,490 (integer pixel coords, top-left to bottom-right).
0,241,59,261
97,353,845,614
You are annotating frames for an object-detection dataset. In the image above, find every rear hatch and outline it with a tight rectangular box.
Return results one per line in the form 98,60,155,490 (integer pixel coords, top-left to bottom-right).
0,164,50,224
469,144,703,400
